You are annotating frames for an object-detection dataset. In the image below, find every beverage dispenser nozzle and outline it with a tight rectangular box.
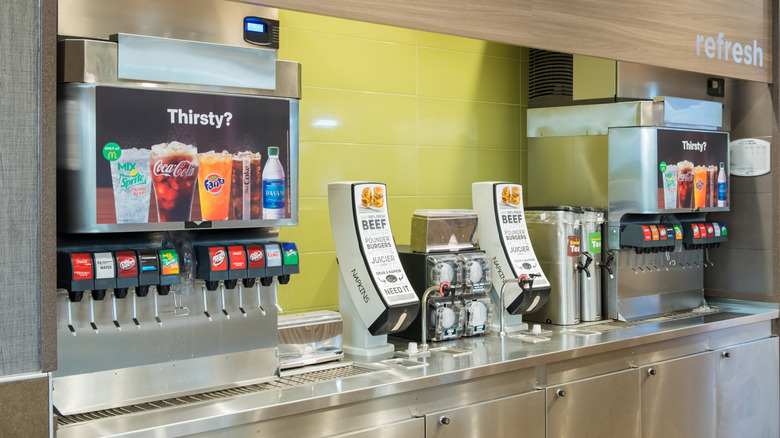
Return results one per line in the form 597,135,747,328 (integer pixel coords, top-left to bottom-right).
57,252,93,335
577,252,593,279
195,246,229,320
498,275,539,338
219,283,230,319
600,249,615,279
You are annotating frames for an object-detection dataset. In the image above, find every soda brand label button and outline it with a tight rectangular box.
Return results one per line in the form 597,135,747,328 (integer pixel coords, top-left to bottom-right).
71,253,93,280
228,246,247,270
159,249,180,275
116,251,138,277
209,247,227,271
93,252,116,279
247,245,265,268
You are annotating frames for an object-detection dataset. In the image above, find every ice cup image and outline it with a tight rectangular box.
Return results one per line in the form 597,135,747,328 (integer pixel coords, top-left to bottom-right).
229,151,262,220
661,164,677,210
197,150,233,221
150,141,199,222
110,147,152,223
676,160,694,209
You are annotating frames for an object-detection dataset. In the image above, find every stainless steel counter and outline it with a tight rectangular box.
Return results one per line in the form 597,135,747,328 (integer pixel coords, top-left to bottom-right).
55,298,778,437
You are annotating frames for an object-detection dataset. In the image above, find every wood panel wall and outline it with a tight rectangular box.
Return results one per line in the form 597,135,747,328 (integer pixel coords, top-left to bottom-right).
261,0,772,83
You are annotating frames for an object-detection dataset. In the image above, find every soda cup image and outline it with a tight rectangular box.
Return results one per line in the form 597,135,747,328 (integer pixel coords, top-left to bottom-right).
706,165,718,207
661,164,677,210
197,150,233,221
693,165,707,208
229,151,262,220
150,141,199,222
110,147,152,223
676,160,694,208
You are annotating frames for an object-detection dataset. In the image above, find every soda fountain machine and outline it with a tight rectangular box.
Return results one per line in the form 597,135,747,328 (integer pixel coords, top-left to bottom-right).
54,2,303,420
527,97,729,321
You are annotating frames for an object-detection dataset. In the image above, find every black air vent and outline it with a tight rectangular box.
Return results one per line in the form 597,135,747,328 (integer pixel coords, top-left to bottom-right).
528,49,573,106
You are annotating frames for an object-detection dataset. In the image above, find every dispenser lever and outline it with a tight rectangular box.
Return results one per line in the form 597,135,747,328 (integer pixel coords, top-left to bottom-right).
153,287,162,326
89,293,98,333
202,285,212,321
66,300,76,336
238,283,247,317
111,293,121,331
220,284,230,319
577,252,593,278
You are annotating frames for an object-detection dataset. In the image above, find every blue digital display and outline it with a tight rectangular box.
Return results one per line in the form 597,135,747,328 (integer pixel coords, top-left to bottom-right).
246,21,266,33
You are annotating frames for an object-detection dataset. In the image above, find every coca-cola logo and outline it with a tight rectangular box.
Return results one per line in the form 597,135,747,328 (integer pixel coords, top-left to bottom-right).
212,249,226,267
249,250,263,262
678,172,694,182
153,160,197,178
119,258,136,271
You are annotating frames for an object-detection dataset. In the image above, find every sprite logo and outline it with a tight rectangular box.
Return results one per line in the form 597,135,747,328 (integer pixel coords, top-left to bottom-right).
118,162,147,189
204,173,226,195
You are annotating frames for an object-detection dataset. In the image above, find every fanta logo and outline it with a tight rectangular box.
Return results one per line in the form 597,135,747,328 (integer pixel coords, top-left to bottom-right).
696,180,704,190
212,249,226,267
153,160,197,178
249,251,263,262
204,173,226,194
119,258,135,271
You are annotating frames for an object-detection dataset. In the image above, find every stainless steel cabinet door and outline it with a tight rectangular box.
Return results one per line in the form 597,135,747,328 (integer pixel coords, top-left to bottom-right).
426,390,545,438
716,337,780,438
546,368,640,438
333,417,424,438
640,352,716,438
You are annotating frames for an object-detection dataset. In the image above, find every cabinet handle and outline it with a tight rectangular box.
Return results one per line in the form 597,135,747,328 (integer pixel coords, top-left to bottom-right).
439,416,450,425
722,351,731,358
556,389,566,397
647,368,657,376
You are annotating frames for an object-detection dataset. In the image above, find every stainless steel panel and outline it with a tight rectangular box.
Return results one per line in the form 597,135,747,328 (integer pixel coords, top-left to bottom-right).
54,302,777,437
59,0,278,47
527,101,653,137
116,33,276,90
546,369,641,438
716,337,780,438
53,283,279,414
335,418,424,438
59,39,301,98
607,127,662,222
612,290,706,322
640,353,716,438
425,391,545,438
659,97,723,129
0,0,44,376
527,135,609,208
615,62,725,104
0,373,51,437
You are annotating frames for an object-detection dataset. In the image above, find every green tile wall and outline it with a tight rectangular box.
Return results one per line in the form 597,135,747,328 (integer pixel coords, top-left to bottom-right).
277,10,528,314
